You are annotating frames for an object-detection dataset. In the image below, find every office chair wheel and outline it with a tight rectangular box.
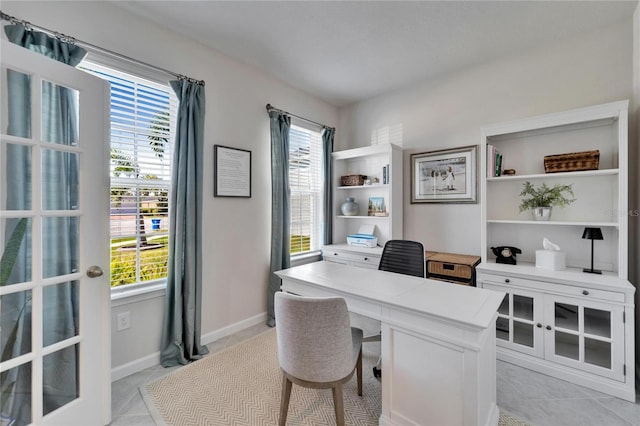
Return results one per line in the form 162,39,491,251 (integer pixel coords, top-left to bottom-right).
373,366,381,378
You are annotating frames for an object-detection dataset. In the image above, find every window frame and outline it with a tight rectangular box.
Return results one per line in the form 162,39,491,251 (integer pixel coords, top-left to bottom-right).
81,54,177,299
288,119,325,262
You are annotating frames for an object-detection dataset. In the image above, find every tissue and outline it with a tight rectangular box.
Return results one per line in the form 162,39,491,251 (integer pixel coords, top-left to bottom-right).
536,238,566,270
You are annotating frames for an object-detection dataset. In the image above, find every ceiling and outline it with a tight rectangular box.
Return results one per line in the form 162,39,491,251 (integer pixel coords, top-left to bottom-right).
115,1,637,107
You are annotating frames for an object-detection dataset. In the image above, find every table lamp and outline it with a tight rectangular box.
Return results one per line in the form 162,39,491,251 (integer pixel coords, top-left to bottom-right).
582,227,603,274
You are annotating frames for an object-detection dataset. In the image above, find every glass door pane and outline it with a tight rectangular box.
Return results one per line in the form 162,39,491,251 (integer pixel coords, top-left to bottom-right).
513,321,534,347
584,308,610,338
496,317,509,341
585,338,611,369
555,302,578,331
555,331,579,360
513,295,533,320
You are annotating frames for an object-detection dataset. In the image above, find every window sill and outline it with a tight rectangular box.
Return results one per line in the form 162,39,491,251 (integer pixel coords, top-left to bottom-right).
111,281,166,307
291,250,322,267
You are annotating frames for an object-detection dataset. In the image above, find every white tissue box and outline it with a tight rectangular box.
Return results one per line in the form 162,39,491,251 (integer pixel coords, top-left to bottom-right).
535,250,566,271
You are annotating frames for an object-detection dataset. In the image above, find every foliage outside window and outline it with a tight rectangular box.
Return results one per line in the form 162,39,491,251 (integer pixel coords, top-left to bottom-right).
289,124,324,255
81,62,177,287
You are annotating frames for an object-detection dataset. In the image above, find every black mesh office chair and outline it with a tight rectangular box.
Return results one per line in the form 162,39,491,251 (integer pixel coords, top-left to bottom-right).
378,240,425,278
367,240,425,377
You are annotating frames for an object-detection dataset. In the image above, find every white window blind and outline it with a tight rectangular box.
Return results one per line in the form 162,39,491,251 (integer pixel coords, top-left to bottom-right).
81,62,178,288
289,123,323,255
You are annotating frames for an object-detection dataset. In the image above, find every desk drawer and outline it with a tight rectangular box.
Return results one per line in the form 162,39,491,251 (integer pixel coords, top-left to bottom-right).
478,273,624,303
323,249,380,269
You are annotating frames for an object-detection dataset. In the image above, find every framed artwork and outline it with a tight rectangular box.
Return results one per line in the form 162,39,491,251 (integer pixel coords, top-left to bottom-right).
368,196,386,216
214,145,251,197
410,145,477,203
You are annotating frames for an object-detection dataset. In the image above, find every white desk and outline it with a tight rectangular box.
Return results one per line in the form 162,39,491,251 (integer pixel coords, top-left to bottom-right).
276,261,505,426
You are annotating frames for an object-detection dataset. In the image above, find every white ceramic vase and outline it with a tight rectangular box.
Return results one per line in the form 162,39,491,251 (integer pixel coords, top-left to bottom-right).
341,197,359,216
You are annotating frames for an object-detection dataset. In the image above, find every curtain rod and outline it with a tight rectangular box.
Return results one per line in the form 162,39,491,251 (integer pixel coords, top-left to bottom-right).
0,11,205,86
266,104,335,131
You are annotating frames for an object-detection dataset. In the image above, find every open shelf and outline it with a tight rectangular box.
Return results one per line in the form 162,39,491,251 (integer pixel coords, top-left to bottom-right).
486,219,619,227
486,169,619,182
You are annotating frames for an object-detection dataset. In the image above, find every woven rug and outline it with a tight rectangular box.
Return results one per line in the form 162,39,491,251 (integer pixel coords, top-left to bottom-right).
142,329,527,425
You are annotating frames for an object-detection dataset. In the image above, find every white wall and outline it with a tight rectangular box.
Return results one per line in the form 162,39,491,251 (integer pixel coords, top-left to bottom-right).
338,19,634,258
1,1,339,375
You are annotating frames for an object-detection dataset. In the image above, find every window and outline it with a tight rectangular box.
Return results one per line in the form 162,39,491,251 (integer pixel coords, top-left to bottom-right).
81,62,178,289
289,123,324,256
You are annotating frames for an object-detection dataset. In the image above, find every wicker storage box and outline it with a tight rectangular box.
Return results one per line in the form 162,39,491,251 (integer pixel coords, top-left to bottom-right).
426,252,480,286
544,150,599,173
340,174,367,186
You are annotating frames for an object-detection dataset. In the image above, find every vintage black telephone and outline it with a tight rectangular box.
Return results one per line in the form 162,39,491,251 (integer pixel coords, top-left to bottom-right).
491,246,522,265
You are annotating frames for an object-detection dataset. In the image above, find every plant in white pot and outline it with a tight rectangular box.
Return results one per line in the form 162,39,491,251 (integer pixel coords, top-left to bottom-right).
519,181,576,221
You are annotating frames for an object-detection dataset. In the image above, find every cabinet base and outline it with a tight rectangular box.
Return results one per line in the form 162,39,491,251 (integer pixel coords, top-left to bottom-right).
496,348,636,403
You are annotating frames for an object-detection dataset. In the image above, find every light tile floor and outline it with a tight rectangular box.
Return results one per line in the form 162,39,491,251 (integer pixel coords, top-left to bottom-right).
109,319,640,426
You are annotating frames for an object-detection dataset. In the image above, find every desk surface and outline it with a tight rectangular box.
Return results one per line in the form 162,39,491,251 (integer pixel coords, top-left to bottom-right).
276,261,504,329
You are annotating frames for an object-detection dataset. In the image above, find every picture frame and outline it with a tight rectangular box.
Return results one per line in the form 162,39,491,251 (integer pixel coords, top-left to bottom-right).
214,144,251,198
368,196,386,216
410,145,477,203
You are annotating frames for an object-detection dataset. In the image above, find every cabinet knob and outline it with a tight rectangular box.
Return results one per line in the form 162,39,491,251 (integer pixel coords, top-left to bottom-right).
504,278,510,283
546,325,552,331
582,290,589,296
334,253,338,256
364,257,368,261
536,323,542,328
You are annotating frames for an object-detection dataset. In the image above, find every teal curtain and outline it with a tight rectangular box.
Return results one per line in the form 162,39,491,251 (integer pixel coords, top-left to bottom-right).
2,24,86,425
322,127,334,245
266,111,291,327
160,79,209,366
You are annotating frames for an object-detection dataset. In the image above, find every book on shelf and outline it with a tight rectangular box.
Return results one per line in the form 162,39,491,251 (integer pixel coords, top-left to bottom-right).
383,166,387,184
487,145,503,177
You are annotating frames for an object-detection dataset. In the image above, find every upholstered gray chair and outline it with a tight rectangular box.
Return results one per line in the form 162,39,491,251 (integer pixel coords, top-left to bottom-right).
274,292,363,426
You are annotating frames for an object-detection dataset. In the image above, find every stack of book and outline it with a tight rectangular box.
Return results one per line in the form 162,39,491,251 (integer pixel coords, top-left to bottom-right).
487,145,503,177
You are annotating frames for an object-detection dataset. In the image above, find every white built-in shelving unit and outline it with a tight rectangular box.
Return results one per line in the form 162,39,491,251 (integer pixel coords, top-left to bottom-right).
477,100,635,402
322,143,403,268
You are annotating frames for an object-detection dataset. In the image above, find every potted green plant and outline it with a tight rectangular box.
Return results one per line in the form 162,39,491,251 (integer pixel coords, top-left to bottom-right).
519,181,576,221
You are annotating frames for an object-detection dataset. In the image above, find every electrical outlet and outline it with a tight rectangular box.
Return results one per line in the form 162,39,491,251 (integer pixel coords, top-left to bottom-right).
116,312,131,331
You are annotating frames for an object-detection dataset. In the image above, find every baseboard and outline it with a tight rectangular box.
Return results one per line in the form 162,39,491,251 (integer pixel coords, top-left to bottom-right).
111,312,268,382
200,312,267,345
112,351,160,382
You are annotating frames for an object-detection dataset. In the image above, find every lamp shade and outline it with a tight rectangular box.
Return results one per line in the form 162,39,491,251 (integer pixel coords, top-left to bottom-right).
582,227,603,240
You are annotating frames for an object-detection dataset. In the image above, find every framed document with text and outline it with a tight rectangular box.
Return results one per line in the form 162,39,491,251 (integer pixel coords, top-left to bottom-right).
214,145,251,198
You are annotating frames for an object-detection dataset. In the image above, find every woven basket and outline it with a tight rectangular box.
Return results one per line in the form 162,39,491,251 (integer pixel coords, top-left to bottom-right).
544,150,599,173
340,174,367,186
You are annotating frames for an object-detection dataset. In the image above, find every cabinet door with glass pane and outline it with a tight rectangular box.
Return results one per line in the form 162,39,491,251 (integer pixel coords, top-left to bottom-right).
543,295,625,381
484,284,544,358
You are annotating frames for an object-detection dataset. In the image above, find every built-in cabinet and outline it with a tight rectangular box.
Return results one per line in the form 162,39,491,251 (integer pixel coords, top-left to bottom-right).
477,100,635,402
323,143,403,266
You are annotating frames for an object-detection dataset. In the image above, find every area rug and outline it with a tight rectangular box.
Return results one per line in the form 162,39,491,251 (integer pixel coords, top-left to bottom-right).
141,329,527,425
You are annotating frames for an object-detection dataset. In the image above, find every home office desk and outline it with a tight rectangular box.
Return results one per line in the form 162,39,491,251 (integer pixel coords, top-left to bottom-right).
275,261,505,426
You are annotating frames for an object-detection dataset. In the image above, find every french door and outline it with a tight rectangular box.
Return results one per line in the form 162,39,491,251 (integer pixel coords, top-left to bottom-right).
1,40,110,425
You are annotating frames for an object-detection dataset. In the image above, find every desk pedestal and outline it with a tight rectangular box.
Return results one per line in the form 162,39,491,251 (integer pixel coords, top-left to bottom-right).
379,310,498,426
